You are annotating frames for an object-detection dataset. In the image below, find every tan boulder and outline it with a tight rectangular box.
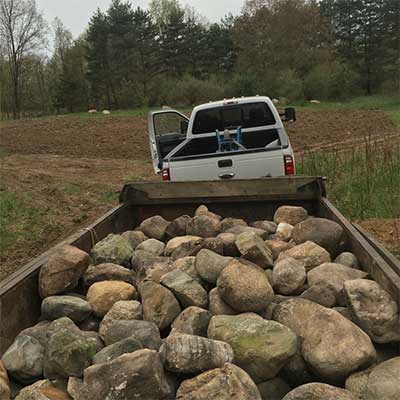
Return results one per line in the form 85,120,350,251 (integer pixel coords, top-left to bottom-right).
274,206,308,226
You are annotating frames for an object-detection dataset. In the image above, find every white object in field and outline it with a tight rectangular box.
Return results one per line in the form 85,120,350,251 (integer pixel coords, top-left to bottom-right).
88,109,97,114
162,105,171,110
310,100,321,104
103,110,111,115
272,98,279,104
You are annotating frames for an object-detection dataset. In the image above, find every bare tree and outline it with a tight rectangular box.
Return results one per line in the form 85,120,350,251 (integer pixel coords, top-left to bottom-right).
0,0,47,118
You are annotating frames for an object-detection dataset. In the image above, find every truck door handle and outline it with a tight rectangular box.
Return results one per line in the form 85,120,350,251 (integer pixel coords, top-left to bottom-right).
219,173,235,180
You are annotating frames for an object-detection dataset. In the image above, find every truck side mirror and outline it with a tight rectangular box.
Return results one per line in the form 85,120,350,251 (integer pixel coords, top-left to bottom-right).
180,120,189,134
284,107,296,122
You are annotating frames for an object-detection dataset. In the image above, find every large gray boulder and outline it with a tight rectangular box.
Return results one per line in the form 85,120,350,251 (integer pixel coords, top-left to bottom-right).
251,220,277,234
43,317,97,379
92,337,143,364
343,279,400,343
187,214,222,238
17,321,51,348
165,215,191,239
201,237,224,255
282,383,357,400
99,318,162,349
208,315,297,382
277,241,331,271
235,232,274,268
161,269,208,309
171,307,212,337
272,257,306,295
39,245,90,298
136,238,165,256
140,280,181,330
71,349,172,400
273,299,376,382
364,357,400,400
226,225,268,239
173,256,203,284
265,240,294,260
217,259,274,312
139,215,170,241
292,217,344,255
300,282,338,308
308,263,368,305
195,249,232,284
216,233,240,256
274,206,308,226
90,234,133,267
208,288,237,315
221,218,248,232
160,333,233,374
2,335,44,383
335,252,360,269
176,363,262,400
165,236,202,256
121,230,147,249
82,263,135,286
41,295,92,323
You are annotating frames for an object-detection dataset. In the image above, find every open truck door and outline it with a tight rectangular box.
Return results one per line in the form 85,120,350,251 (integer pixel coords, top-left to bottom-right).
148,110,189,173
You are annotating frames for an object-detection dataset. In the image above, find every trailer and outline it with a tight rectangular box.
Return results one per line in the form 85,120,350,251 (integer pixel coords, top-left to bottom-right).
1,176,400,354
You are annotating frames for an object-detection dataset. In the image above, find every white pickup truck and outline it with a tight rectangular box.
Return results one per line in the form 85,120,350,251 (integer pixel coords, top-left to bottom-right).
148,96,296,181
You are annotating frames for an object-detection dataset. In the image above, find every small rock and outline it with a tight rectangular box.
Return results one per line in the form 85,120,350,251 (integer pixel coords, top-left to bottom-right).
195,249,232,284
208,315,297,382
87,281,137,317
344,279,400,343
226,225,268,239
0,361,10,400
15,380,71,400
44,318,97,379
277,241,331,271
136,238,165,256
308,263,368,305
301,283,337,307
217,259,274,312
171,307,212,337
275,223,294,242
364,357,400,400
176,363,262,400
251,220,277,233
140,280,181,330
201,237,224,254
161,269,208,309
282,383,356,400
160,333,233,374
274,206,308,226
41,295,92,323
82,263,135,286
140,257,176,283
195,205,209,216
216,233,240,256
265,240,294,260
292,217,344,255
90,234,133,267
187,214,222,238
140,215,170,241
272,257,306,295
173,256,202,283
165,215,191,239
221,218,247,232
121,230,147,249
335,252,360,269
99,318,162,348
208,288,237,315
165,236,202,256
2,335,44,383
257,377,291,400
92,337,143,364
39,245,90,298
235,232,274,268
101,300,142,323
74,349,172,400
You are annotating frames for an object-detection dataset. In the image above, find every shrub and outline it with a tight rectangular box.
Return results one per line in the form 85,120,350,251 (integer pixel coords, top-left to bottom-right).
275,69,304,101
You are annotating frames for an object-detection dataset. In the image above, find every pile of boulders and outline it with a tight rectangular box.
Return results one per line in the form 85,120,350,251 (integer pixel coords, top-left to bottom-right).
1,205,400,400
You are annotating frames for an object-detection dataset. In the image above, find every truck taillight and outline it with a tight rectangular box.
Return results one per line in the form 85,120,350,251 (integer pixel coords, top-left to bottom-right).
162,168,170,181
284,155,295,175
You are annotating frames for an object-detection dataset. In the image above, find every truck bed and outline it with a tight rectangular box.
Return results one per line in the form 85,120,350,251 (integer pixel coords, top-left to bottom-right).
1,177,400,353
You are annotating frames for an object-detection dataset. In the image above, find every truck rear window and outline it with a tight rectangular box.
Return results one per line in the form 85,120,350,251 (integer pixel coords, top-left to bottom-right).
192,102,276,135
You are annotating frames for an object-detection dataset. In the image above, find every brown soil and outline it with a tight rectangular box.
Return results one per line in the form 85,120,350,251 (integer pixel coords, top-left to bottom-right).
0,110,399,280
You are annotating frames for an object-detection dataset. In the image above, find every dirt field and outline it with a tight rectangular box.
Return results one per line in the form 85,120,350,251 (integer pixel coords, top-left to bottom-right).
1,109,399,280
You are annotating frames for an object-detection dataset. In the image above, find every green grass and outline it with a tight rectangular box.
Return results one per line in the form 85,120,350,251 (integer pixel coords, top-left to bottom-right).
297,142,400,220
288,95,400,127
0,191,43,254
61,183,83,195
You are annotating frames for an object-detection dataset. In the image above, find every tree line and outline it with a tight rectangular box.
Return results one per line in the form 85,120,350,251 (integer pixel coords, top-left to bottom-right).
0,0,398,118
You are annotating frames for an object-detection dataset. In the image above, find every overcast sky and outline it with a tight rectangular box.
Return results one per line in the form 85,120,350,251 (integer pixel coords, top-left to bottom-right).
36,0,245,38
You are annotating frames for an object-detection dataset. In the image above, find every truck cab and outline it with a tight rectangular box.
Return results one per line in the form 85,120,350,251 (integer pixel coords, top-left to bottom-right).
148,96,296,181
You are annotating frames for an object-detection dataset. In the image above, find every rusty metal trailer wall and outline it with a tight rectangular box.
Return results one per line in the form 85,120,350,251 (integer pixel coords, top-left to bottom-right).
1,177,399,354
